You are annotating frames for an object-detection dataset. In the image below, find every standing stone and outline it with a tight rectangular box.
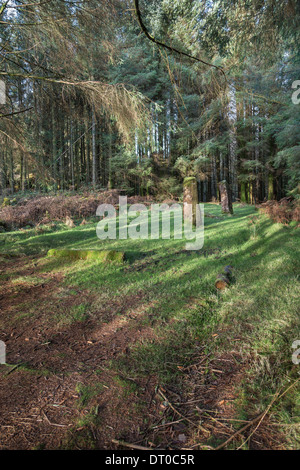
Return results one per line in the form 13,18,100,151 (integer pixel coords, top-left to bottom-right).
183,177,201,226
218,180,233,214
0,341,6,364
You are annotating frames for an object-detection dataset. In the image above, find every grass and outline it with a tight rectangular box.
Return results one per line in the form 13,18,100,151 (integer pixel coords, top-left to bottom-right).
0,202,299,449
76,383,105,408
55,303,90,325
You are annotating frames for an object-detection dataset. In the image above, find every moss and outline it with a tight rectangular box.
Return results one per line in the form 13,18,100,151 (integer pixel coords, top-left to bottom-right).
268,174,274,200
1,197,10,208
240,183,247,203
47,249,125,263
183,176,197,188
183,177,198,225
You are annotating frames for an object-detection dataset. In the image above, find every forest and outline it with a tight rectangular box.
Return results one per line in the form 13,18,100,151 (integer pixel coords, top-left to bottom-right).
0,0,299,201
0,0,299,453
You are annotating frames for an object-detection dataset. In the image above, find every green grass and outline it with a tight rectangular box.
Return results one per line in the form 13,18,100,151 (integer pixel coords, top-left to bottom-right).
76,383,105,408
54,303,90,325
1,202,299,448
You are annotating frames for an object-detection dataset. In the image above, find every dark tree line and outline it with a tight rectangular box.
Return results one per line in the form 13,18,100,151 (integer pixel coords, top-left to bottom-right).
0,0,299,201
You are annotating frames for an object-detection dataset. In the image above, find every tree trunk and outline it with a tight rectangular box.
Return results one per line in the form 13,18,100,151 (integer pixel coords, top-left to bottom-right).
92,107,97,188
183,177,200,226
215,265,233,290
70,117,75,188
10,151,14,194
219,180,233,214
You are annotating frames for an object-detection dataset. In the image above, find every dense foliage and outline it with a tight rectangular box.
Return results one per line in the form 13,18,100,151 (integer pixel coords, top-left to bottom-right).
0,0,299,201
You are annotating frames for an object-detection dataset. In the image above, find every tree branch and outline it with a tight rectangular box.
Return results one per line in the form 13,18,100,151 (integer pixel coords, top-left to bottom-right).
133,0,226,81
0,107,33,118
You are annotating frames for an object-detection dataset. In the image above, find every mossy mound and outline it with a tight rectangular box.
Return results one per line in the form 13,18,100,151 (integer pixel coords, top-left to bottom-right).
47,249,125,263
183,176,197,188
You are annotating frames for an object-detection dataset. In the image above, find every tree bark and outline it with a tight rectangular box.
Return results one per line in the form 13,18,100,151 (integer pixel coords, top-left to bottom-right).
92,106,97,188
183,177,200,226
215,265,233,290
219,180,233,214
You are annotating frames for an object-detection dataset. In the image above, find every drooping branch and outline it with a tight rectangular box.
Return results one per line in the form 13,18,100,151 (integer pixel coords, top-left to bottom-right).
133,0,226,80
0,107,33,118
0,71,150,140
134,1,288,105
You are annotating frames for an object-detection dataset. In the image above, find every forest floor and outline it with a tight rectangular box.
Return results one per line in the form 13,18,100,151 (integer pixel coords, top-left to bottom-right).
0,203,299,450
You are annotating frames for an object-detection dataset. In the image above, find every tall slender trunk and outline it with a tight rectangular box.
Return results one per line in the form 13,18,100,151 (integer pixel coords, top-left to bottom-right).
108,125,113,189
10,150,14,194
70,117,75,188
92,107,97,188
52,106,57,185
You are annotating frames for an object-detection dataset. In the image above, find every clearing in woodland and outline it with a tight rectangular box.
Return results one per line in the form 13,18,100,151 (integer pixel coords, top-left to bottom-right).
0,203,299,450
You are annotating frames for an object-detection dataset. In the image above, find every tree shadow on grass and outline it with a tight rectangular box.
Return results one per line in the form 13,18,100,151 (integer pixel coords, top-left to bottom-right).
1,205,299,449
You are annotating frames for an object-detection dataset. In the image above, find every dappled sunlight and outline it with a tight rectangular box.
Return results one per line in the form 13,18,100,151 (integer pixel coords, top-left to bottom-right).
0,203,299,450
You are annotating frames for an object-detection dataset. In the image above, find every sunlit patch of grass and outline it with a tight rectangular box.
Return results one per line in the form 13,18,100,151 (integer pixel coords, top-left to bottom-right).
1,203,299,448
54,303,90,326
10,275,49,287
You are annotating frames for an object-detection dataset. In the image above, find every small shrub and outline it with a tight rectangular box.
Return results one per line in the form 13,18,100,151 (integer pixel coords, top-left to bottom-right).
260,197,300,225
1,197,10,208
0,190,157,230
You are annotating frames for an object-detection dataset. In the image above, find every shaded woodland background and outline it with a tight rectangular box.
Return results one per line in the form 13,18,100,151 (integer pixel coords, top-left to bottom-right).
1,0,300,203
